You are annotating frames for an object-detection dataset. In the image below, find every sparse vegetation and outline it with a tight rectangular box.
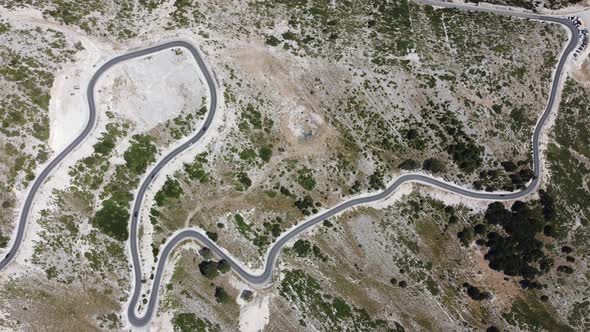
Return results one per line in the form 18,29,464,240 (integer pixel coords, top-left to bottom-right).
280,270,394,330
172,313,219,332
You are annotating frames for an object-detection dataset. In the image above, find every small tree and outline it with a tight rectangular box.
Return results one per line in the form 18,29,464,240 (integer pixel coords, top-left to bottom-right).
214,286,229,303
241,290,254,302
258,146,272,162
398,159,419,170
422,158,446,174
297,168,316,191
199,247,211,259
293,239,311,257
206,231,218,242
199,260,218,279
217,259,231,273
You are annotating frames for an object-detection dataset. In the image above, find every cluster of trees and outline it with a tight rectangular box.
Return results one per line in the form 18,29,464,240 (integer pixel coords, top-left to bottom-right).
259,146,272,162
240,290,254,302
294,194,319,215
389,277,407,288
482,201,547,280
368,169,385,190
447,142,483,173
154,176,183,206
398,159,419,170
468,0,578,11
93,134,158,241
473,162,535,192
463,282,492,301
508,168,535,189
459,195,574,287
236,172,252,190
293,239,311,257
398,158,447,174
92,199,129,241
198,258,231,279
539,190,556,224
404,127,426,150
422,158,446,174
183,153,208,183
292,239,328,261
470,158,537,192
262,218,283,238
123,134,157,174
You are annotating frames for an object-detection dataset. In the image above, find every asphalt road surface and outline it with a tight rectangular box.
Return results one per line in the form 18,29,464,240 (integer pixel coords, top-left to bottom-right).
0,1,579,328
126,42,217,327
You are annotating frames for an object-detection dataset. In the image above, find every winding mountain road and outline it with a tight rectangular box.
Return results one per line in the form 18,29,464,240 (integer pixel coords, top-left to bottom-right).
0,0,580,329
128,4,580,326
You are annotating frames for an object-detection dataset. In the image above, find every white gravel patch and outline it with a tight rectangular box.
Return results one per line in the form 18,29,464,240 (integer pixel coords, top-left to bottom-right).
146,310,174,332
231,276,270,332
95,46,205,129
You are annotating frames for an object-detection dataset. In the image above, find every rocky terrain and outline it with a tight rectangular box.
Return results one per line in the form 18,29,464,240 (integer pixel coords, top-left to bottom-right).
0,0,588,331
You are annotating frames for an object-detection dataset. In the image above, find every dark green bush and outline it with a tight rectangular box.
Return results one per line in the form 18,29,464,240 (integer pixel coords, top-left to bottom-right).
297,168,316,191
422,158,446,174
214,286,229,303
199,260,219,279
123,134,157,175
259,146,272,162
154,176,183,206
398,159,419,170
217,259,231,273
447,142,483,173
293,239,311,257
92,199,129,241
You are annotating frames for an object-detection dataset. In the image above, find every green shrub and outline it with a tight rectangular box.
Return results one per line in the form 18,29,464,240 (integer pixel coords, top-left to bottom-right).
422,158,446,174
206,231,218,242
0,22,10,34
259,146,272,162
399,159,419,170
234,214,252,238
124,134,157,175
217,259,231,273
265,35,281,46
239,148,257,160
154,176,183,206
333,298,352,319
184,153,208,182
236,172,251,189
214,286,229,303
92,199,129,241
172,313,212,332
293,239,311,257
198,260,219,279
447,142,483,173
297,168,316,191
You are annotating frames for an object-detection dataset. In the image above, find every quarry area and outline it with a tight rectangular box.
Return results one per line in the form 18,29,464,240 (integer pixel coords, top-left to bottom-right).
0,0,590,331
